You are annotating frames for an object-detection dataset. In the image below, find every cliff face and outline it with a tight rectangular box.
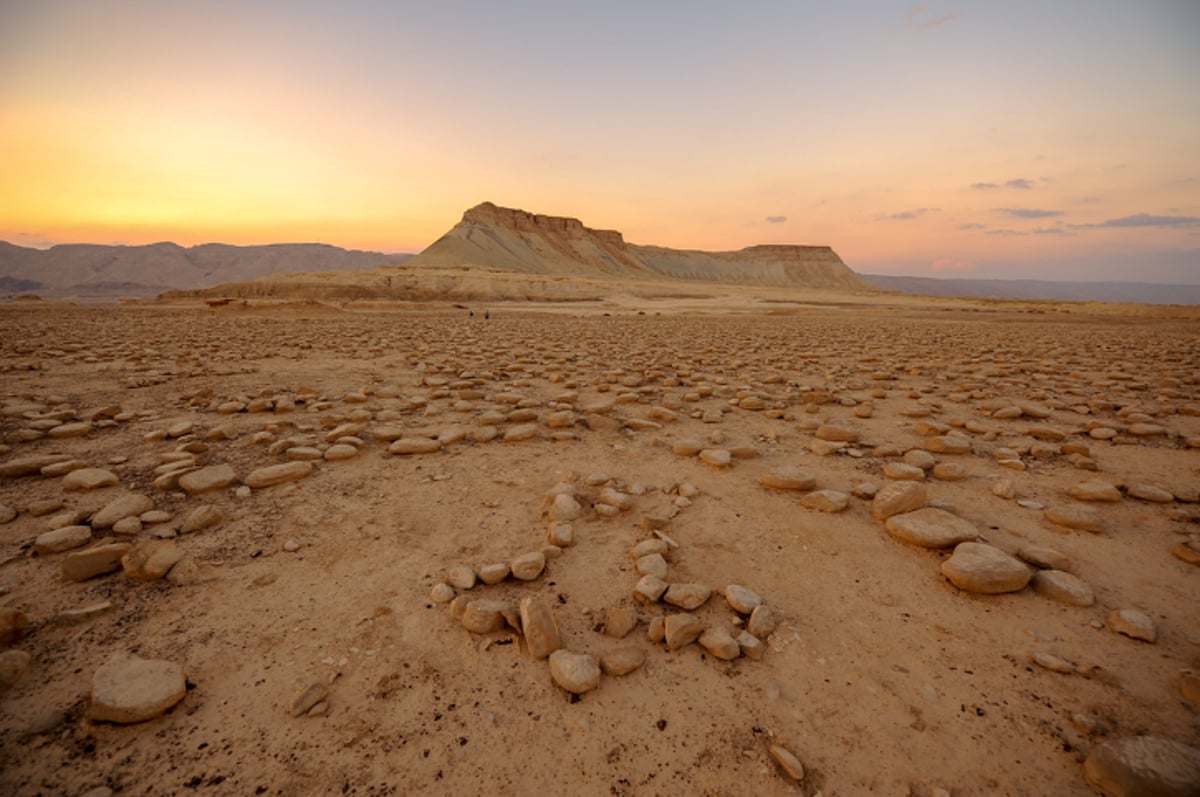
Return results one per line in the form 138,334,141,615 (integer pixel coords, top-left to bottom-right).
408,202,870,290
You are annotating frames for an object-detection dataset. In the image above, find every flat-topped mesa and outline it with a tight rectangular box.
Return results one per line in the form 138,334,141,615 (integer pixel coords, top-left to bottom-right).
461,202,625,246
407,201,871,290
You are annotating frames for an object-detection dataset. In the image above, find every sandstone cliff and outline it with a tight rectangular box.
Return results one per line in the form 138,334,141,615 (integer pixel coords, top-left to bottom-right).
407,202,870,290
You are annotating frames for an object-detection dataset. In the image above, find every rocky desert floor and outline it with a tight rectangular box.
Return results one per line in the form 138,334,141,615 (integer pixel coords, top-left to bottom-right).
0,295,1198,796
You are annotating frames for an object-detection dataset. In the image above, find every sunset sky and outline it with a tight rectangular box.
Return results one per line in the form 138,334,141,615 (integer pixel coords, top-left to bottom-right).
2,1,1197,282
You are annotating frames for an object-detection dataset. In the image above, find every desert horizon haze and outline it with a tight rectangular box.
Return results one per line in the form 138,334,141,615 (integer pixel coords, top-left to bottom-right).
1,1,1198,283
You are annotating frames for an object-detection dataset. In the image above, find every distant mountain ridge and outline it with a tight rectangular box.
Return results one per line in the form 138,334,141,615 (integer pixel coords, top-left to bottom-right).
0,241,407,299
406,202,870,290
863,273,1200,305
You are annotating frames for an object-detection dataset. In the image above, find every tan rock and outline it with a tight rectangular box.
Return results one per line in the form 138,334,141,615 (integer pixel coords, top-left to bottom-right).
736,630,764,660
1016,545,1072,571
0,648,32,690
760,468,816,491
747,604,778,638
0,454,73,478
664,613,703,650
770,745,806,781
62,543,133,581
633,574,669,603
477,563,510,584
800,489,849,512
663,582,711,610
34,525,92,555
62,467,119,491
180,505,224,534
90,654,186,723
121,540,185,581
871,481,927,520
605,606,638,639
178,464,238,495
460,600,509,634
698,627,740,660
599,646,646,676
885,508,978,549
244,461,313,489
510,551,546,581
941,542,1031,594
91,494,154,529
724,584,762,614
1030,570,1094,606
388,438,442,454
1044,504,1103,532
548,650,600,694
699,449,732,467
1084,736,1200,797
519,596,562,659
1106,609,1156,642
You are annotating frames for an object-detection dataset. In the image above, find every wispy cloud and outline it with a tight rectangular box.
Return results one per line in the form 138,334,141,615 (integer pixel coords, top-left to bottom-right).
905,4,962,29
1072,213,1200,229
984,229,1022,236
1032,226,1069,235
765,216,787,224
972,178,1033,190
997,208,1063,219
879,207,939,221
958,223,985,230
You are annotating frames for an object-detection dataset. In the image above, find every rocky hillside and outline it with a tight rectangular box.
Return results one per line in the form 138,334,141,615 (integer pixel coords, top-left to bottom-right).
408,202,870,290
0,241,407,300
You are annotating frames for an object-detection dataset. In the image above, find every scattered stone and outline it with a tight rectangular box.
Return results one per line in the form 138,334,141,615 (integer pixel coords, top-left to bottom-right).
885,508,978,549
770,745,806,781
634,574,669,603
699,449,732,467
121,540,185,581
698,627,741,660
664,613,704,650
244,461,313,489
89,654,186,723
62,542,133,581
800,489,849,512
724,584,763,615
1179,669,1200,706
1016,545,1072,571
599,646,646,676
1069,479,1122,503
663,582,711,610
62,467,119,491
447,565,477,590
931,462,967,481
736,630,764,660
1030,651,1075,674
871,481,927,520
519,596,562,659
180,504,224,534
460,600,509,634
429,583,455,603
112,516,142,535
546,522,574,547
0,454,73,478
548,650,601,694
0,504,16,524
760,468,817,491
605,606,638,638
178,464,238,495
747,604,778,638
636,553,668,579
1106,609,1156,643
0,648,32,690
34,525,92,555
510,551,546,581
1084,736,1200,797
672,438,704,457
1031,570,1095,606
883,462,925,481
1045,505,1103,532
940,542,1032,594
549,493,582,521
504,423,539,442
1172,541,1200,566
289,680,330,717
28,498,64,517
477,563,510,584
925,435,971,454
53,601,115,625
324,444,358,461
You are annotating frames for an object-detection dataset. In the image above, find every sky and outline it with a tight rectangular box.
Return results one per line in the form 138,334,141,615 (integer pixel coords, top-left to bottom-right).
1,0,1198,282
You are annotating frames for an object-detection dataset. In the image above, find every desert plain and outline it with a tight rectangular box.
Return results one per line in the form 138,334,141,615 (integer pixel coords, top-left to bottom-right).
0,287,1198,797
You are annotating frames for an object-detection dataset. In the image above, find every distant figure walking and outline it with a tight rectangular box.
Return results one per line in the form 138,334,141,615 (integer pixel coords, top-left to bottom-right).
469,310,474,318
484,310,490,320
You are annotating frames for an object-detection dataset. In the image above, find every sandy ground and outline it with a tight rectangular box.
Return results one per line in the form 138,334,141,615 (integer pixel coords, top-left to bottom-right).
0,294,1197,796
